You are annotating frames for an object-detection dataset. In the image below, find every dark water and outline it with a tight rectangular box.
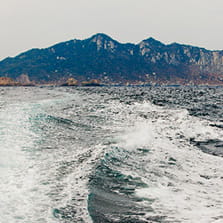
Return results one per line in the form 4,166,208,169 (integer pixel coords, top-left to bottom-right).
0,86,222,223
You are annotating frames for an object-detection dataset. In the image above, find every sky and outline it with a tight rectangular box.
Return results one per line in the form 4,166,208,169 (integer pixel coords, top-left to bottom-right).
0,0,222,60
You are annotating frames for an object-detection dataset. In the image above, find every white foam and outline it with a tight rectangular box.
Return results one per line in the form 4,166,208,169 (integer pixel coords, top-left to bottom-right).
0,88,95,223
119,121,156,150
117,101,223,222
0,102,53,222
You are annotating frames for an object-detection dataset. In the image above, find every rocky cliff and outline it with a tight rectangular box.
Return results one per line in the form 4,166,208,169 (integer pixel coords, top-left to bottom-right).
0,77,20,86
0,33,222,85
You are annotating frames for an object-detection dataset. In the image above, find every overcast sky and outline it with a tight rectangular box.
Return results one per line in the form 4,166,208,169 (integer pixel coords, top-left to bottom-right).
0,0,222,60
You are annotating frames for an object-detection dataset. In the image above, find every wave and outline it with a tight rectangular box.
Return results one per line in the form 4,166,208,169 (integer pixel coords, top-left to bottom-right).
1,86,223,223
88,100,223,223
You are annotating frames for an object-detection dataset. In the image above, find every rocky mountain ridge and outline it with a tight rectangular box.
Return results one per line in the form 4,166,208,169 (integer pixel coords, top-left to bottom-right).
0,33,222,85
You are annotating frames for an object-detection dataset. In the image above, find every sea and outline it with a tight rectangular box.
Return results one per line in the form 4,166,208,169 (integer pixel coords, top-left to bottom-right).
0,86,222,223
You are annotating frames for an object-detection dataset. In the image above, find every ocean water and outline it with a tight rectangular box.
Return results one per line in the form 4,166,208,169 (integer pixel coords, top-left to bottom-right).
0,86,222,223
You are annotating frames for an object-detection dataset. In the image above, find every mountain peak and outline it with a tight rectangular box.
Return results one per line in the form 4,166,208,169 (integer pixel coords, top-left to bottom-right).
140,37,165,47
138,37,165,55
89,33,114,41
88,33,118,50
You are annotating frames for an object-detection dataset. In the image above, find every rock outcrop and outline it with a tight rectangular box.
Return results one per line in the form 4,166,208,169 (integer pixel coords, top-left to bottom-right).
16,74,35,86
0,77,20,86
62,77,78,86
81,79,101,86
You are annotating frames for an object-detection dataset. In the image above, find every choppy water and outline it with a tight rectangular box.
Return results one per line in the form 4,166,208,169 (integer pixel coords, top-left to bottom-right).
0,86,222,223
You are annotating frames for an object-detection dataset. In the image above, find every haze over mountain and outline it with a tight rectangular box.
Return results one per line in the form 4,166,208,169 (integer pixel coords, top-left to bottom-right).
0,33,222,85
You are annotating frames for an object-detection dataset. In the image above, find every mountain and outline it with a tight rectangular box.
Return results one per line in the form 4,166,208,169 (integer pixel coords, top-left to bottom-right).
0,33,222,85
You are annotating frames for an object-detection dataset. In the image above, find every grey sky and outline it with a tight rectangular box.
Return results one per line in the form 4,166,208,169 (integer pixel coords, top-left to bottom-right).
0,0,222,60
